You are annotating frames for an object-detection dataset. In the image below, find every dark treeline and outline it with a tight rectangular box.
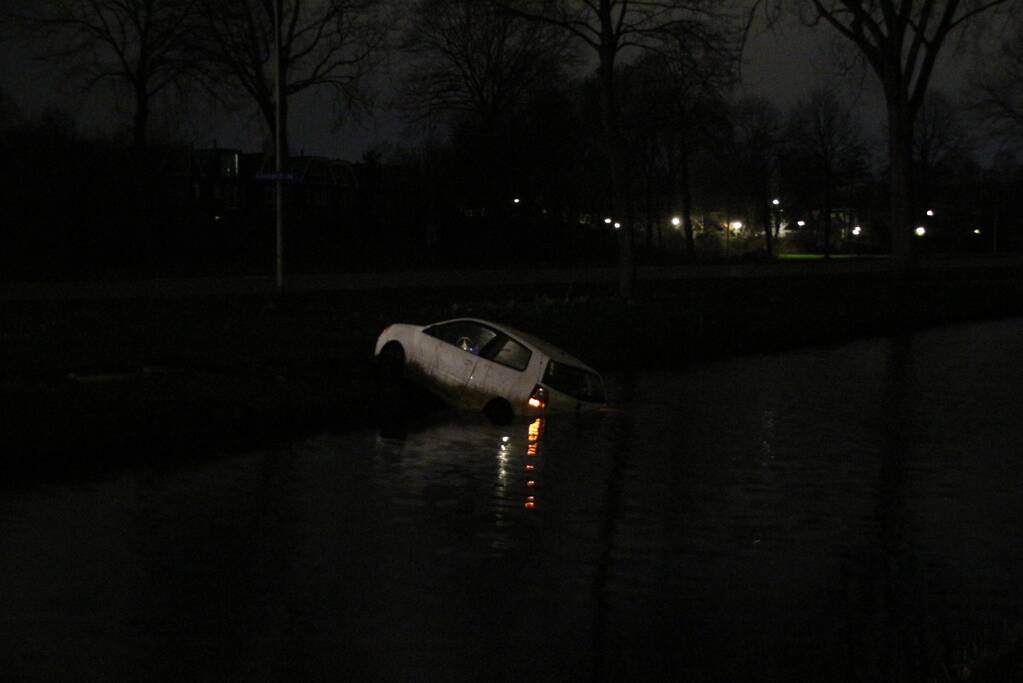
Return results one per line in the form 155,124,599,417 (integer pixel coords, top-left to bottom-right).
1,0,1023,282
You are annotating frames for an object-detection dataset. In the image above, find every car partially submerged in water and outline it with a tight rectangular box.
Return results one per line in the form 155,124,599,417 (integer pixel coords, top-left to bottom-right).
375,318,607,422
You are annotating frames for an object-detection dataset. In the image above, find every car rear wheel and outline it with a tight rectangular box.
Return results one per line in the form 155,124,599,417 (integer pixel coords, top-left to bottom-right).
376,342,405,380
483,398,514,425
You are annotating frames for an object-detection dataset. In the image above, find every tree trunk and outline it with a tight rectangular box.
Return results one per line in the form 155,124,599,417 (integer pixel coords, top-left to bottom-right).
261,98,290,161
888,100,915,274
823,180,833,259
598,47,632,300
680,144,696,262
133,86,149,151
644,162,654,255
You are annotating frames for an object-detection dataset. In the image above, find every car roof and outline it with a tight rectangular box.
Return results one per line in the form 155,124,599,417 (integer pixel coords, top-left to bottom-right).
429,317,599,373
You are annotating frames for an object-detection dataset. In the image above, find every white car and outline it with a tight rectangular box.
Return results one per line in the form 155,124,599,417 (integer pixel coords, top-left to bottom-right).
374,318,607,422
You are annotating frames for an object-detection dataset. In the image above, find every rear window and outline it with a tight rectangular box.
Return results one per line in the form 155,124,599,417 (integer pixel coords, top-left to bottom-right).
542,361,605,403
481,335,532,371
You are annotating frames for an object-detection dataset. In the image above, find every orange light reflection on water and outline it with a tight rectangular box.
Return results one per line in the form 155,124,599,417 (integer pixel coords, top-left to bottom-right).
524,418,544,510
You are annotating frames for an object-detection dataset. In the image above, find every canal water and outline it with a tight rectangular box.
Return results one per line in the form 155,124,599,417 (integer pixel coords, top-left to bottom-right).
3,318,1023,681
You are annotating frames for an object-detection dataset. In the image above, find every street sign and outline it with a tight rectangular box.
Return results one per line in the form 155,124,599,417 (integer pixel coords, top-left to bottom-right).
254,171,298,182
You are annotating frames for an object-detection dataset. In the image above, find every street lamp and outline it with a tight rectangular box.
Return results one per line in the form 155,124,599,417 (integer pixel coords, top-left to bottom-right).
513,198,521,204
772,198,780,206
915,226,927,237
926,209,935,217
671,216,681,228
797,220,806,227
852,226,862,236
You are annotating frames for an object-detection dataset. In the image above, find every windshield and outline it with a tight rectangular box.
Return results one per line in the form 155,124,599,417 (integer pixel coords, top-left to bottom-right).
542,361,605,403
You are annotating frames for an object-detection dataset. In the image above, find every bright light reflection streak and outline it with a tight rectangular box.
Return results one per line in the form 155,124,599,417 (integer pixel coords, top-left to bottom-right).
524,419,544,509
497,446,508,483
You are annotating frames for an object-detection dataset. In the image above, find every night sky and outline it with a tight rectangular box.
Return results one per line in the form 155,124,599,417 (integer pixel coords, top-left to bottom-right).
0,10,988,162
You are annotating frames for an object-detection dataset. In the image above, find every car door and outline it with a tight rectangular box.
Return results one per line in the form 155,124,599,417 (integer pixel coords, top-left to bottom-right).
474,333,534,405
421,321,497,403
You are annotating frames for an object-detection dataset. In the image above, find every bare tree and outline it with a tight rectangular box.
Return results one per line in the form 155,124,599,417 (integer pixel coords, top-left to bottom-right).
731,96,782,256
402,0,572,132
629,44,737,260
12,0,199,149
794,0,1013,271
914,90,975,208
971,16,1023,146
198,0,393,159
498,0,753,298
401,0,573,210
786,86,866,257
0,87,22,130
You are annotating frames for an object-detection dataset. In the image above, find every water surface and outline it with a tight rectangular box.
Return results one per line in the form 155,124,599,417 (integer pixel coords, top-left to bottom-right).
4,318,1023,681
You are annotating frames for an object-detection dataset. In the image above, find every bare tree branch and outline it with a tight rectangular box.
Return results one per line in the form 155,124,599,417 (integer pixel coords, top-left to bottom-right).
196,0,395,157
494,0,751,298
797,0,1012,269
12,0,201,148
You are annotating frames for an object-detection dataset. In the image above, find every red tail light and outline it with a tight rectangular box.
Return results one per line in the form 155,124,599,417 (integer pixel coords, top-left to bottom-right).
528,385,547,409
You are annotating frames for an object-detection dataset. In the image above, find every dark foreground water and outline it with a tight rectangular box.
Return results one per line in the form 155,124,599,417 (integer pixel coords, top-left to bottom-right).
4,319,1023,681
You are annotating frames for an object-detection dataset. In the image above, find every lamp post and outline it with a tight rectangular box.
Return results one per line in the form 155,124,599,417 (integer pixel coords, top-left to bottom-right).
274,0,284,295
771,199,781,240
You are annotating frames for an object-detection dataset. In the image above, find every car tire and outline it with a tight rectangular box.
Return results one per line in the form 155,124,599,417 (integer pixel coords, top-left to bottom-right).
483,398,514,425
376,342,405,380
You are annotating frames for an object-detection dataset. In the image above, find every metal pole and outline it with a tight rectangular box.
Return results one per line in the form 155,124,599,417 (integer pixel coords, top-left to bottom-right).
274,0,284,294
993,210,1000,255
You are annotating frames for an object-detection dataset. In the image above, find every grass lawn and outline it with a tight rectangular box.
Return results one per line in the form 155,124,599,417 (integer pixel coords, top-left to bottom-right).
776,253,879,260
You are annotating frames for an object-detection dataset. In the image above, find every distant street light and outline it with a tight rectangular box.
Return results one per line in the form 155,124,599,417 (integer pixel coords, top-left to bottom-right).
797,220,806,227
926,209,935,217
604,217,612,225
513,198,521,204
974,228,982,235
852,226,862,236
915,226,927,236
772,198,780,206
614,222,622,230
671,216,681,228
730,221,743,231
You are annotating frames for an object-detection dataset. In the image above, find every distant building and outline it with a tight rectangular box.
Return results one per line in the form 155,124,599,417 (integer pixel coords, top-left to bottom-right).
192,147,244,215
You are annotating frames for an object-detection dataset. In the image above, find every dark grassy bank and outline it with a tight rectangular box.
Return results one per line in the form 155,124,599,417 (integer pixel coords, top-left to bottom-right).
4,261,1023,483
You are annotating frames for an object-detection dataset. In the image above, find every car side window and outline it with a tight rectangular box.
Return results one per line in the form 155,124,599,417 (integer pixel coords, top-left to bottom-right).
424,322,497,355
543,360,606,402
480,335,532,371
